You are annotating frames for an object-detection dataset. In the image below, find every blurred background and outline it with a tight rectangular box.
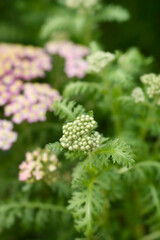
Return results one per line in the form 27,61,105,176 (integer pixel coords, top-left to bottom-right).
0,0,160,63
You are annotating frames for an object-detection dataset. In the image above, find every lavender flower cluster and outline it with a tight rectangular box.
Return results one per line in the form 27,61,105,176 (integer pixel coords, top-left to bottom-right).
46,40,89,78
0,119,17,150
19,148,60,184
0,43,52,106
4,83,61,124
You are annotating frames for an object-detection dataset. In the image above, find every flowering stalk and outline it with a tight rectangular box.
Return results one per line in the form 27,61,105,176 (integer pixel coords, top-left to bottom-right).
48,100,134,239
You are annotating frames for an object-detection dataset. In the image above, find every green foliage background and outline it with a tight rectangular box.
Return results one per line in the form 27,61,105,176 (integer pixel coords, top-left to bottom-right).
0,0,160,60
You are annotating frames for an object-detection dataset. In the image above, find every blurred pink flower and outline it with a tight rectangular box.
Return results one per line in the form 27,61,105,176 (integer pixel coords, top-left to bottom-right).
18,148,60,184
0,43,52,106
46,40,89,78
4,83,61,124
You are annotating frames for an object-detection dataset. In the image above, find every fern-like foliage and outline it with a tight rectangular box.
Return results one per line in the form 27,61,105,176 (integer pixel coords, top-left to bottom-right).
88,138,135,169
120,161,160,239
122,161,160,184
140,185,160,239
0,201,68,229
47,142,63,155
63,81,102,99
68,174,105,237
68,167,122,238
40,11,73,40
53,99,85,121
40,2,130,42
97,4,130,22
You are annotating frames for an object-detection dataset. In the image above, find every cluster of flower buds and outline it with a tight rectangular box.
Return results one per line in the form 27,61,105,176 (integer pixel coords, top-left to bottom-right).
4,83,61,124
66,0,98,9
46,41,89,78
87,51,115,73
0,43,52,106
60,114,101,152
131,87,145,103
0,119,17,150
19,147,61,184
140,73,160,98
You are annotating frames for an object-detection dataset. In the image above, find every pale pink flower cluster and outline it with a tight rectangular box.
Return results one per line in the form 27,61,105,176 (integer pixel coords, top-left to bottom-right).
4,83,61,124
0,119,17,150
46,41,89,78
0,43,52,106
0,78,23,106
19,148,60,184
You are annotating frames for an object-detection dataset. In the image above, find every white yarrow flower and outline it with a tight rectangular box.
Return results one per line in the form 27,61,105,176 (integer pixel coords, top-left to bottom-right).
131,87,145,103
87,51,115,73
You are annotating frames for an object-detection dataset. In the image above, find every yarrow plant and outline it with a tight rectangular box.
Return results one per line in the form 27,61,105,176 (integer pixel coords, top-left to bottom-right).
19,147,60,184
0,119,17,150
47,99,135,239
2,2,160,240
4,83,61,124
46,40,89,78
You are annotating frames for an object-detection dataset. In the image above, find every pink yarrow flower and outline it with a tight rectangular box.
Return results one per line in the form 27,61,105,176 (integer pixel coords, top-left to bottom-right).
46,40,89,78
0,43,52,106
18,147,61,184
4,83,61,124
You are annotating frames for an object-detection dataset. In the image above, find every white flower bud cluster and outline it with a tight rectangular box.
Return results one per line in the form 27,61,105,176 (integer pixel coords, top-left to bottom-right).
87,51,115,73
131,87,145,103
60,115,101,152
140,73,160,98
66,0,98,9
140,73,156,85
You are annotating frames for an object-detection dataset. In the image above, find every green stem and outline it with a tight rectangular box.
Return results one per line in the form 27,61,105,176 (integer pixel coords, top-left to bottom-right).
140,100,157,140
86,176,95,239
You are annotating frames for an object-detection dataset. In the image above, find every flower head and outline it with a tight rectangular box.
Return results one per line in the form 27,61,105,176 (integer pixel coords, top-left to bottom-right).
0,43,52,106
141,73,160,98
131,87,145,103
19,147,61,184
4,83,61,124
87,51,115,73
60,114,100,152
